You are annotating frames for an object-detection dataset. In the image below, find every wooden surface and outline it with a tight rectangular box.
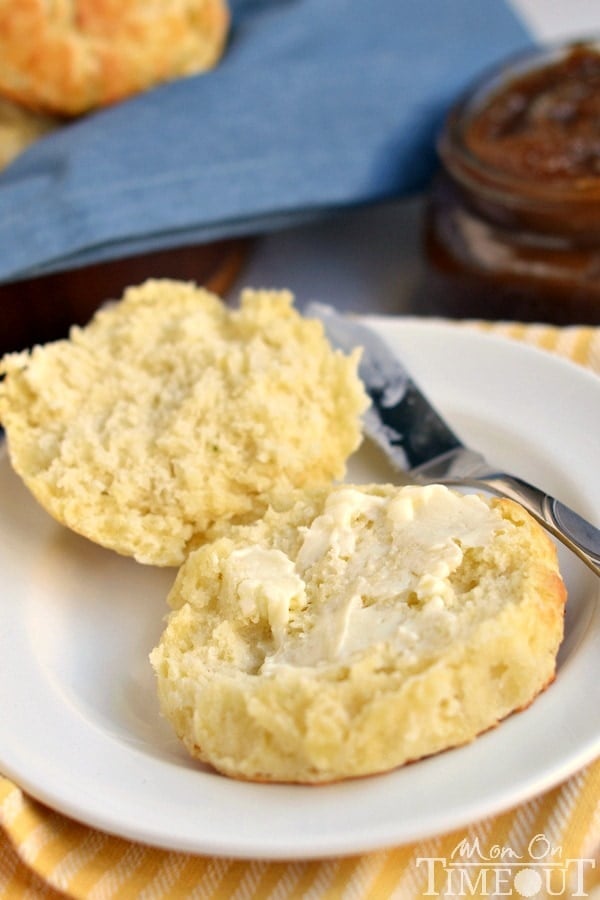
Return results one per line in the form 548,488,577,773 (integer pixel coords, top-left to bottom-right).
0,239,249,355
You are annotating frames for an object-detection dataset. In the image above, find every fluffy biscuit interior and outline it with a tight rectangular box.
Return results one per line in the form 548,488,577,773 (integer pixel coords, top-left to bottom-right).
0,280,369,565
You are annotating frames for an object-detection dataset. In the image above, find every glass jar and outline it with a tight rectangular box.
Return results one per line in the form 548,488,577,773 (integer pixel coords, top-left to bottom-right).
415,39,600,324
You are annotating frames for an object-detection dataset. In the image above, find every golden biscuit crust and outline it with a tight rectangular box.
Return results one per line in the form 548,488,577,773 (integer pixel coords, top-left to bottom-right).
151,485,566,783
0,281,368,566
0,0,230,115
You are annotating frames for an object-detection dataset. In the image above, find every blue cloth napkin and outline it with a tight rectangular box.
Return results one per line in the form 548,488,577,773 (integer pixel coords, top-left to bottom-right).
0,0,531,283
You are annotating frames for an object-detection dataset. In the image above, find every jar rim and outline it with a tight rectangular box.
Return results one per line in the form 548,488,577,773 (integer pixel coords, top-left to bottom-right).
440,36,600,206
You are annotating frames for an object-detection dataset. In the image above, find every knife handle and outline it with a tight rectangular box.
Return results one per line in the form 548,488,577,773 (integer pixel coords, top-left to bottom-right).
475,474,600,578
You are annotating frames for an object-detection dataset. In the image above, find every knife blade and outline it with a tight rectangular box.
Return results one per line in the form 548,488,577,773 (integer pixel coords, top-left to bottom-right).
308,302,600,578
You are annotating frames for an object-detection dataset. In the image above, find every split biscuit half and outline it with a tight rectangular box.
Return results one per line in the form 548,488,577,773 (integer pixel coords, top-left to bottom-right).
0,280,368,565
151,483,566,783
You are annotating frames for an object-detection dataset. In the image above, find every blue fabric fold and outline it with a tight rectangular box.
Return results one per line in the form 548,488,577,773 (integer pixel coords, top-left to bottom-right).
0,0,531,283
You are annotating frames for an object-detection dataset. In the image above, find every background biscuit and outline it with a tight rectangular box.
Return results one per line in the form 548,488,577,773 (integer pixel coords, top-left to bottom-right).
0,96,59,170
0,0,229,115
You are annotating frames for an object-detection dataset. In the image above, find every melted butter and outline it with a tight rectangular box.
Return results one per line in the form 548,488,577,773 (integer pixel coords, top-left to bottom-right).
295,487,386,571
223,546,307,648
230,486,506,672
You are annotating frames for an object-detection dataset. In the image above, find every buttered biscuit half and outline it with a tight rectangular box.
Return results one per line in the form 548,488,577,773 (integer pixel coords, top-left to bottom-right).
151,483,566,783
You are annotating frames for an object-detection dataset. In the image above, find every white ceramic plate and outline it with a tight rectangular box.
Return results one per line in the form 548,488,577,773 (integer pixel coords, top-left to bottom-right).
1,319,599,860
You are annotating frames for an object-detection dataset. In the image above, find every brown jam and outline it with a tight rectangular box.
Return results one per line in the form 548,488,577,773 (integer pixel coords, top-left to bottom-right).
464,47,600,183
414,41,600,324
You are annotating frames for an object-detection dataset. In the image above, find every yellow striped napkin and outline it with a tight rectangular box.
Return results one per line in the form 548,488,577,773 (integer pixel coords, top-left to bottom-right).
1,321,599,900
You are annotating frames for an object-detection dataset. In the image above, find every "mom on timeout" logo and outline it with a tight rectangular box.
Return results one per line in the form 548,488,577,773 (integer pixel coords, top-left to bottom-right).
417,833,596,897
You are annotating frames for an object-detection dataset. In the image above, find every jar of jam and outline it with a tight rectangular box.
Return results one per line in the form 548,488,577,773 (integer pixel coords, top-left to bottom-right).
416,40,600,324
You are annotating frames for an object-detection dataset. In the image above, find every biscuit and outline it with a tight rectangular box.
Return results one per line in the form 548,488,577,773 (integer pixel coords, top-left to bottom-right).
0,96,59,170
0,280,368,565
150,483,566,783
0,0,230,115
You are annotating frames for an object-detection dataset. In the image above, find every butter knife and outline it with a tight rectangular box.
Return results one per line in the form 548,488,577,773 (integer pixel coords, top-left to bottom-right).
308,303,600,578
